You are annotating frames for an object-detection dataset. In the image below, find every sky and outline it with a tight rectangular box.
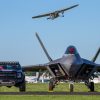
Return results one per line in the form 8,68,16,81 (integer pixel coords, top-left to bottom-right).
0,0,100,66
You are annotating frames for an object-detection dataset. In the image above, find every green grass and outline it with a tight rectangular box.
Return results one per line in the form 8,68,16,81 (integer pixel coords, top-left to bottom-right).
0,83,100,100
0,83,100,92
0,95,100,100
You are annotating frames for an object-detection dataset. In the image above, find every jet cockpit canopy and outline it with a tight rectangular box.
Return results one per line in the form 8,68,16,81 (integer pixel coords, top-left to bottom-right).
65,45,78,54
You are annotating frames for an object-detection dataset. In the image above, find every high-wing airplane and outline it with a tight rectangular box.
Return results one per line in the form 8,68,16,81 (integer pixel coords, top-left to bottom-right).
23,33,100,92
32,4,79,20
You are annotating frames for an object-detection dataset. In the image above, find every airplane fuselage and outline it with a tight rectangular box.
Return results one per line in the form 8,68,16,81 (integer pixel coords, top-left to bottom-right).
48,12,59,20
47,53,96,82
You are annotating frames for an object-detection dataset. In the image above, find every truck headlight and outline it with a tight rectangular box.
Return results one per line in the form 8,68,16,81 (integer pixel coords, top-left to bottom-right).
17,73,22,78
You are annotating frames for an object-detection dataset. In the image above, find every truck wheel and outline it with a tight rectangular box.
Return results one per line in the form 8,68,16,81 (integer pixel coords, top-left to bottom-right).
19,81,26,92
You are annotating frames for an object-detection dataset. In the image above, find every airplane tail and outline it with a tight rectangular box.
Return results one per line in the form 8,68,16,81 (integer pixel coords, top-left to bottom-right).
35,32,53,62
92,47,100,62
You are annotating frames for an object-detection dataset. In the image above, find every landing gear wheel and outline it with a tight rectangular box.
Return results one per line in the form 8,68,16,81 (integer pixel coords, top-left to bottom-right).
49,79,55,91
69,83,74,92
89,82,94,92
19,81,26,92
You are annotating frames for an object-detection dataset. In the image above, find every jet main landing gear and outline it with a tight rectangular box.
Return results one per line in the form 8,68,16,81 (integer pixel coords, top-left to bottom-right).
85,81,94,92
49,78,59,91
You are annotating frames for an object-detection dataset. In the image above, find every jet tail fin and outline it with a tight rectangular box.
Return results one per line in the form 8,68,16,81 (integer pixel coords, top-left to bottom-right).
35,32,53,62
92,47,100,62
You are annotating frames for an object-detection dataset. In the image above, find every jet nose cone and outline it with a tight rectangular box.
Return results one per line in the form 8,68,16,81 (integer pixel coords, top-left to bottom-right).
62,54,83,77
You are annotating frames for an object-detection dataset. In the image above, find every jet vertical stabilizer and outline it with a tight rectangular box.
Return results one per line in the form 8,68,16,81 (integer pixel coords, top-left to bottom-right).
92,47,100,62
35,32,53,61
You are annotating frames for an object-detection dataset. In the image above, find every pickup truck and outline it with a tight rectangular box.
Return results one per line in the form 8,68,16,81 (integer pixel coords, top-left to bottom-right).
0,62,26,92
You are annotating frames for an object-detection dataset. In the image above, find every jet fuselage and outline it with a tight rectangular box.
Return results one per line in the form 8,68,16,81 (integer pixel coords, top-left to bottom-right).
47,46,96,82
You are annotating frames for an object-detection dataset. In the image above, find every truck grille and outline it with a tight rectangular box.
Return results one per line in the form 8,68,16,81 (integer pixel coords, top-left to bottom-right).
0,71,16,80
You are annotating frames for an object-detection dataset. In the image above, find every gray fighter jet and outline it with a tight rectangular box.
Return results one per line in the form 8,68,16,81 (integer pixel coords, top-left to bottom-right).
23,33,100,92
32,4,79,20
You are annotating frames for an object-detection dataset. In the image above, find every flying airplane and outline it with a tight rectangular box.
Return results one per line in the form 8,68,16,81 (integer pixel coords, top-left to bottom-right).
32,4,79,20
23,33,100,92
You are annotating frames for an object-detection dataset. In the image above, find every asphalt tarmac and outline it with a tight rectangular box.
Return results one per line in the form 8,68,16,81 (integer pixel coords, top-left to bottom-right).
0,92,100,95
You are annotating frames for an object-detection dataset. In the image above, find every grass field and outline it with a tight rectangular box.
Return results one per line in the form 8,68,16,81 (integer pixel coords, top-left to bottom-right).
0,83,100,100
0,95,100,100
0,83,100,92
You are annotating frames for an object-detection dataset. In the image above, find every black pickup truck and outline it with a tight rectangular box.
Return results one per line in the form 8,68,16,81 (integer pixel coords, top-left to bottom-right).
0,62,26,92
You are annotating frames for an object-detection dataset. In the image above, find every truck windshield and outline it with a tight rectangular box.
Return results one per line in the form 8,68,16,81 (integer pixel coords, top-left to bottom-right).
0,65,21,70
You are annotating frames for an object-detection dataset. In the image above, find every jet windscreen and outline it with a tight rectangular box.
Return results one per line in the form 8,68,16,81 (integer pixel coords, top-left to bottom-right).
65,46,78,54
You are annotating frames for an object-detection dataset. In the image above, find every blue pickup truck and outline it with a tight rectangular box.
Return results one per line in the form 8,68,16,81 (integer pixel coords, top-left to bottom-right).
0,62,26,92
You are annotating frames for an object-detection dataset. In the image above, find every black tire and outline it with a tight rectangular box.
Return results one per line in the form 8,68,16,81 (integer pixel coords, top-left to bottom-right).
19,81,26,92
90,82,94,92
69,84,74,92
49,80,54,91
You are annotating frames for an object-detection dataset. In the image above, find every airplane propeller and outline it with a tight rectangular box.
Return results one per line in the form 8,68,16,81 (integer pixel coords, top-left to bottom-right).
92,47,100,62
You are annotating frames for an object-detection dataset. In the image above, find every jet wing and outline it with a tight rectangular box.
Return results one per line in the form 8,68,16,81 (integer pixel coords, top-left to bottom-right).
82,58,100,73
22,64,47,72
22,60,60,72
82,58,96,66
56,4,79,13
22,59,61,72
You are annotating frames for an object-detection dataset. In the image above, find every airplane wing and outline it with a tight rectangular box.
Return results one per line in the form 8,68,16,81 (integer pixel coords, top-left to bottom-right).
82,59,100,73
32,4,79,19
22,61,66,78
22,64,47,72
22,64,50,81
22,59,60,72
32,13,52,19
81,47,100,71
56,4,79,13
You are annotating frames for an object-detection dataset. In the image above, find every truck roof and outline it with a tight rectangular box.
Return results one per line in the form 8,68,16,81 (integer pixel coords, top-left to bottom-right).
0,61,20,65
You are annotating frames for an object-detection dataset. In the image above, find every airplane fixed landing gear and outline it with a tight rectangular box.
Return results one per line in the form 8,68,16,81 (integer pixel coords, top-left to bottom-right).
85,81,94,92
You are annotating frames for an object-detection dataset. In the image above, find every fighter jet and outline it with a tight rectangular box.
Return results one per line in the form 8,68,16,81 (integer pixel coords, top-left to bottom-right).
23,33,100,92
32,4,79,20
